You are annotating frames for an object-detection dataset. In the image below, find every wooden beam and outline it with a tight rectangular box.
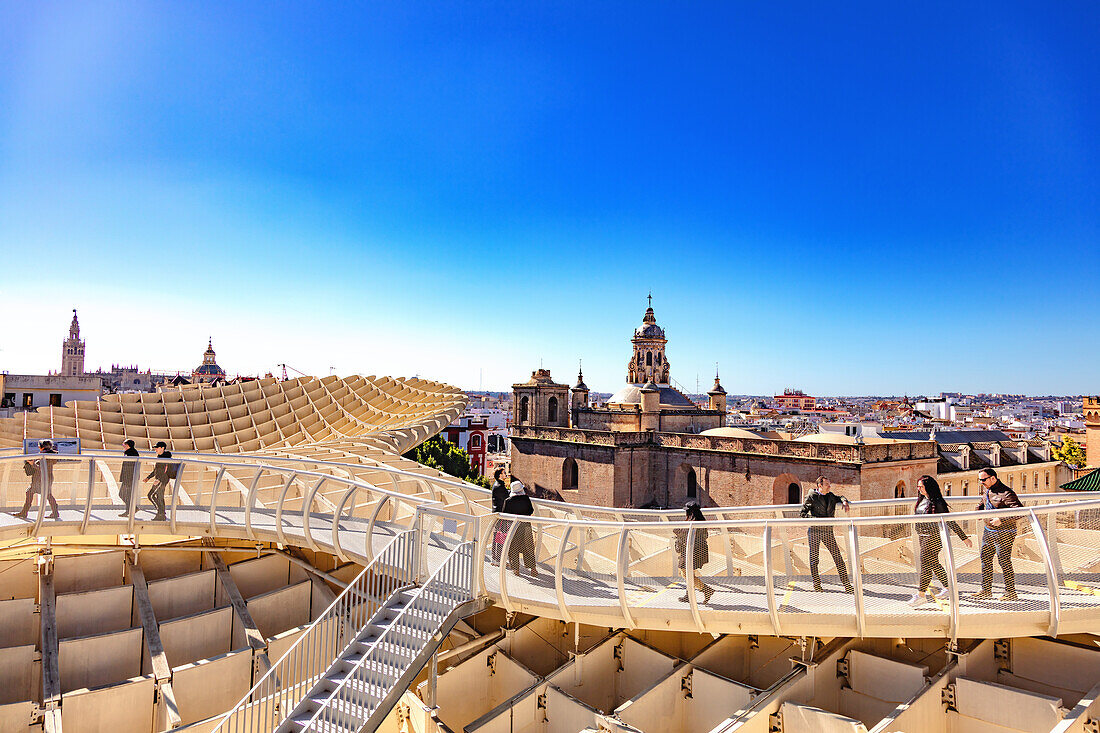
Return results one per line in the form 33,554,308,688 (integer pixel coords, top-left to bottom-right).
39,554,62,733
203,540,272,677
128,560,182,729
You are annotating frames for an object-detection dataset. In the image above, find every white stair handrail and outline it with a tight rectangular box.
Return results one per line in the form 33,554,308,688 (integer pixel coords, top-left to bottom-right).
302,540,476,732
214,528,417,733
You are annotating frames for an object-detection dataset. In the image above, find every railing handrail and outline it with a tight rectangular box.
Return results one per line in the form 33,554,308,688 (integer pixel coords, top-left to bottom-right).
4,453,1095,533
0,452,428,508
5,450,1083,522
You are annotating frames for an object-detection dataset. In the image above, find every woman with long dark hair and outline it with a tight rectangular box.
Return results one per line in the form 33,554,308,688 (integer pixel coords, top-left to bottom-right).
675,500,713,603
909,475,972,606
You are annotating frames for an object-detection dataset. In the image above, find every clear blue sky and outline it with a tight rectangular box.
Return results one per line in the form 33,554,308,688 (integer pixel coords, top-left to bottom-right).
1,2,1097,396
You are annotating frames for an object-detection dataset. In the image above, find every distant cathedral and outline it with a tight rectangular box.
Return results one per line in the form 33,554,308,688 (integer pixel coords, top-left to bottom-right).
61,310,85,376
512,298,726,435
192,340,227,384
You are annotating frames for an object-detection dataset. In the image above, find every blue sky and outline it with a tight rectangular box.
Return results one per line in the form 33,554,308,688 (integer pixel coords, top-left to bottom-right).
1,2,1097,395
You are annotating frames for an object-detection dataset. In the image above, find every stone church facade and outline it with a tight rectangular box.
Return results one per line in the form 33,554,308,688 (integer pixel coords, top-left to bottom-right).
510,301,940,508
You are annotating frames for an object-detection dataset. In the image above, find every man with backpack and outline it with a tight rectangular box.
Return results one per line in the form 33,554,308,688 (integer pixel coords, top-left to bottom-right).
144,441,176,521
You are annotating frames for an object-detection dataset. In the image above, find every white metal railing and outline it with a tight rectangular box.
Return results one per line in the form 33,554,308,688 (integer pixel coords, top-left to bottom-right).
479,496,1100,640
214,529,418,733
3,452,1100,640
3,448,1084,526
301,540,476,732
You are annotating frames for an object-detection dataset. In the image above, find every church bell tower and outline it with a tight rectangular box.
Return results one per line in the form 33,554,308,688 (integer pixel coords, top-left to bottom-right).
627,295,670,385
61,309,86,376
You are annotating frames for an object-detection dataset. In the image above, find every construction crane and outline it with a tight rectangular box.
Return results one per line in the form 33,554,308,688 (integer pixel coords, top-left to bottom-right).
277,363,310,381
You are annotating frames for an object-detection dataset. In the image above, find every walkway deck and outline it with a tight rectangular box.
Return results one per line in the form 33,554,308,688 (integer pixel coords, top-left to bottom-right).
2,488,1098,639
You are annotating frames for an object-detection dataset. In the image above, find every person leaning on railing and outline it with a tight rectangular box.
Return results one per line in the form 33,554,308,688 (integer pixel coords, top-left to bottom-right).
117,439,140,517
799,477,854,593
674,500,714,603
490,468,508,563
971,467,1023,602
501,478,539,578
909,475,971,607
14,439,61,520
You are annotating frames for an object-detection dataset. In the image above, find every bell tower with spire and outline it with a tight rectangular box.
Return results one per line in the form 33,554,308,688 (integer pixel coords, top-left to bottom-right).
571,361,590,427
61,309,86,376
707,367,727,415
628,294,670,385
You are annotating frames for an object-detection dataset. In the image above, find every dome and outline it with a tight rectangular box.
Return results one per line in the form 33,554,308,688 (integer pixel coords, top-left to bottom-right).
700,427,760,439
634,322,665,339
633,306,665,340
193,364,225,376
607,384,695,408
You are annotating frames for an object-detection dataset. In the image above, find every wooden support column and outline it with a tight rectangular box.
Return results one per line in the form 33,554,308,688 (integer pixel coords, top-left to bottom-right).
203,540,272,678
38,553,62,733
128,560,182,730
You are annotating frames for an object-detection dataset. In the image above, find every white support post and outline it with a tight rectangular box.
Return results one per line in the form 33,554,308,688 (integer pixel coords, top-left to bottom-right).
554,525,575,624
939,520,960,642
1028,509,1061,638
847,523,865,638
616,527,636,628
80,458,95,533
207,467,227,537
762,523,782,636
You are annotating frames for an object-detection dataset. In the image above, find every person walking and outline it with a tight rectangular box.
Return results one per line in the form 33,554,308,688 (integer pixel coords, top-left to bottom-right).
118,439,141,517
908,475,971,606
501,479,538,577
490,468,509,562
144,441,175,521
675,500,714,604
15,439,61,520
971,468,1023,601
799,477,853,592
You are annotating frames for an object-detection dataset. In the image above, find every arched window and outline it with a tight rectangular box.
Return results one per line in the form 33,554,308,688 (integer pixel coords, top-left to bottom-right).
944,482,951,496
962,480,969,496
470,434,482,449
787,483,801,504
656,353,662,365
519,396,529,424
562,457,578,491
548,396,558,423
646,352,653,367
894,481,906,499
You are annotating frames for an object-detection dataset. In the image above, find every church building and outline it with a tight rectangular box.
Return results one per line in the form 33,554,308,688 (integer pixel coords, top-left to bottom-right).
508,300,1014,509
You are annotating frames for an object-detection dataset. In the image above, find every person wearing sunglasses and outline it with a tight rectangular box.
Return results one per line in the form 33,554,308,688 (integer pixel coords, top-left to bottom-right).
971,468,1023,601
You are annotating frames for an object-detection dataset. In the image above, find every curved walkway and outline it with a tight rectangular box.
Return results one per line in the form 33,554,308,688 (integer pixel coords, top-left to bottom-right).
3,453,1099,640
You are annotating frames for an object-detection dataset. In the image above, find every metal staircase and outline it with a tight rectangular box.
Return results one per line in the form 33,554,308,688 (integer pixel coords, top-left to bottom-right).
215,509,478,733
280,542,476,732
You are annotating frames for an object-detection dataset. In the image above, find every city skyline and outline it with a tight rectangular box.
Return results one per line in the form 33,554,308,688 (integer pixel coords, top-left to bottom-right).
1,3,1097,394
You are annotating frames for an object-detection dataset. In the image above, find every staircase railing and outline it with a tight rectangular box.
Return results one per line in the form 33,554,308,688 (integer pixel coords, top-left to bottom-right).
301,540,476,732
214,528,418,733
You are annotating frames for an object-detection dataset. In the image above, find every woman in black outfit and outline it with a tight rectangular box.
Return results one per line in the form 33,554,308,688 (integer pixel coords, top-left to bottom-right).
675,500,713,603
501,480,539,577
909,475,971,606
